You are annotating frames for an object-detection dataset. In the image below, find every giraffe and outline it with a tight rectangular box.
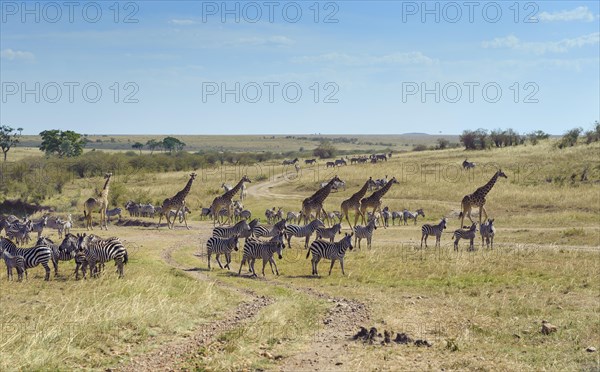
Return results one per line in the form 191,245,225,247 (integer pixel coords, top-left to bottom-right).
83,173,112,231
210,175,251,226
157,173,197,229
359,177,399,227
341,177,374,229
301,175,342,225
459,169,507,228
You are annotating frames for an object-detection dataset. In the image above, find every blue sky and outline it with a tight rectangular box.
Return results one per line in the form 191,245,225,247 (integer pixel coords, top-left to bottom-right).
1,1,598,135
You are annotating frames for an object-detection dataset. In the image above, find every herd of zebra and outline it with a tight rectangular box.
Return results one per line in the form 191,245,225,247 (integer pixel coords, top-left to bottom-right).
0,232,128,281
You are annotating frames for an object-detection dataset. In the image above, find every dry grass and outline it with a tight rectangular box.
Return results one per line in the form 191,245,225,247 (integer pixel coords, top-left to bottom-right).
1,139,599,370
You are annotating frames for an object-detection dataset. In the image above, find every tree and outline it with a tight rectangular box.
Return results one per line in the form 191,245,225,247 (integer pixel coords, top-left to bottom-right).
39,130,86,157
162,136,186,154
584,121,600,144
436,138,449,150
132,142,144,155
527,130,549,145
459,130,477,150
313,141,337,159
0,125,22,162
557,127,582,149
146,139,161,154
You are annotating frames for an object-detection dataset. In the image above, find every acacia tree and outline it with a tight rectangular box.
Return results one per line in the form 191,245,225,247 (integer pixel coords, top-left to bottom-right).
146,139,161,154
39,130,86,157
0,125,23,161
162,136,186,154
132,142,144,154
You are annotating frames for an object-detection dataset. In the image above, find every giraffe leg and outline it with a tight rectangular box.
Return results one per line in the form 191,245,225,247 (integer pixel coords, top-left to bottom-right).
480,205,488,226
172,207,182,229
181,207,190,230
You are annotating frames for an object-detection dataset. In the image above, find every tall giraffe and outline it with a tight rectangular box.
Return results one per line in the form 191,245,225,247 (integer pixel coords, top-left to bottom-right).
157,173,197,229
301,175,342,225
459,169,507,228
341,177,374,229
359,177,399,227
210,175,251,226
83,173,112,231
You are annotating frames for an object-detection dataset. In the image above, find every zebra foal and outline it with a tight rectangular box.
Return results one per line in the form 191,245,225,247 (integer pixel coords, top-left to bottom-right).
0,237,52,280
2,250,26,281
480,219,495,248
353,219,377,249
453,223,478,251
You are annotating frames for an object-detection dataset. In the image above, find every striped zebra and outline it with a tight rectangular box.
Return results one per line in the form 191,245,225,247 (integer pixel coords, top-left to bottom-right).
31,216,48,239
212,220,251,238
403,209,425,225
58,233,91,280
238,234,285,277
2,250,26,281
284,219,324,249
480,219,495,249
316,223,342,242
206,236,239,270
306,233,353,276
453,223,478,251
106,208,122,223
252,219,287,239
353,219,378,249
420,218,447,248
0,237,52,280
391,211,403,226
381,207,391,227
286,211,301,224
76,234,128,278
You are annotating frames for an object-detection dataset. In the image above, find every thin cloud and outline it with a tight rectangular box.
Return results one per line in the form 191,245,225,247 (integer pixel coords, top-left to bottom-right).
169,19,196,25
539,6,596,22
1,48,34,61
292,51,435,66
234,35,294,47
482,33,599,54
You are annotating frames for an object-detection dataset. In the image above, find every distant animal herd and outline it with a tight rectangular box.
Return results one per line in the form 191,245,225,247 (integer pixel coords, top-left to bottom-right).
1,157,505,280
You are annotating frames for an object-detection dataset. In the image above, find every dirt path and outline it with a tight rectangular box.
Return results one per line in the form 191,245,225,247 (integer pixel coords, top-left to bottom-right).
117,222,371,371
117,228,274,371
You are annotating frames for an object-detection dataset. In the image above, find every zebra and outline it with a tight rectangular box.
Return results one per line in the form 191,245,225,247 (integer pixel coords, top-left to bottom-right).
2,250,26,281
316,223,342,242
462,159,476,170
234,208,252,222
305,158,317,165
326,161,336,168
306,233,353,276
212,220,251,239
420,218,447,248
252,219,287,239
169,206,191,223
286,211,301,224
403,209,425,225
391,211,403,225
284,219,325,249
282,158,299,165
57,233,90,280
106,208,123,223
265,208,276,224
353,219,378,249
335,159,347,167
76,234,128,278
31,216,48,239
200,207,212,220
0,237,52,280
139,204,156,218
5,220,32,246
381,207,391,227
453,223,478,251
238,234,285,277
37,236,63,277
480,219,495,248
206,236,239,270
125,201,140,217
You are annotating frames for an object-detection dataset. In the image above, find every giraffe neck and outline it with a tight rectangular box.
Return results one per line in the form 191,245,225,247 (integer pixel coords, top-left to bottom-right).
475,172,499,198
175,177,195,201
224,179,244,200
101,177,111,199
311,179,337,204
370,179,394,200
350,180,372,201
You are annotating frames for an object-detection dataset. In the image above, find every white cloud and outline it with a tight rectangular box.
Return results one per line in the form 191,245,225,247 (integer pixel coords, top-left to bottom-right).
0,48,34,61
482,33,599,54
169,19,196,25
292,51,435,66
539,6,596,22
235,35,294,47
